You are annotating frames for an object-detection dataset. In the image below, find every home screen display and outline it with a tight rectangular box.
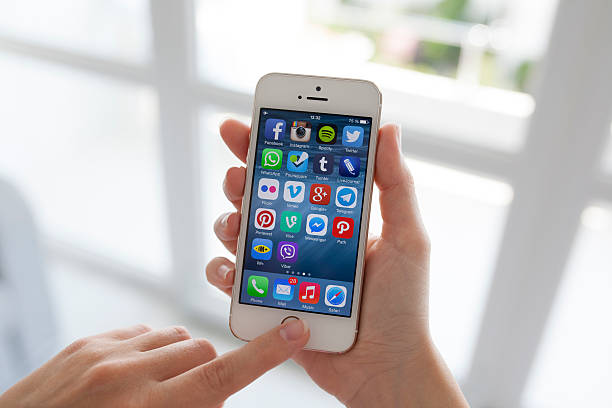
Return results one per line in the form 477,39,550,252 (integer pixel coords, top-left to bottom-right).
239,108,372,317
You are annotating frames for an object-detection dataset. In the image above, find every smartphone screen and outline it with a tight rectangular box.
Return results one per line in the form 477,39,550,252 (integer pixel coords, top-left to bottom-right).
239,108,372,317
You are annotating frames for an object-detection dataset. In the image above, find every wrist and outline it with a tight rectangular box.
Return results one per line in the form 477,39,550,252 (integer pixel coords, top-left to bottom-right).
344,339,468,408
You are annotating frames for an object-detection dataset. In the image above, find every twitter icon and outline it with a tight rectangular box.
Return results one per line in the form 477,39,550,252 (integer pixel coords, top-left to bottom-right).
342,126,364,147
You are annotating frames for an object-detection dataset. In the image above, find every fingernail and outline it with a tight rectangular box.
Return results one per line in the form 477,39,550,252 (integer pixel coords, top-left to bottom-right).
394,124,402,151
280,319,307,342
217,264,232,281
221,213,231,227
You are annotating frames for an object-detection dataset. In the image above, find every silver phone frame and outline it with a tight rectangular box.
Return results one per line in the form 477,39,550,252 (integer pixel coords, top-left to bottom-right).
229,73,381,353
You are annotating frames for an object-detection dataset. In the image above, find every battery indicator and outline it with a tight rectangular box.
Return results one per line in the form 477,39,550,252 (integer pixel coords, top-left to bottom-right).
359,119,368,124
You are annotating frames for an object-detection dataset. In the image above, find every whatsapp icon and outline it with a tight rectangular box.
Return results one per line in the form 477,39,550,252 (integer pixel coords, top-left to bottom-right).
262,148,282,170
316,124,338,144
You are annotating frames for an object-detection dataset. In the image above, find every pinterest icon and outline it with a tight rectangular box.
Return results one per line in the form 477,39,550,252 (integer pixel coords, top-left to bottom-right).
254,208,276,230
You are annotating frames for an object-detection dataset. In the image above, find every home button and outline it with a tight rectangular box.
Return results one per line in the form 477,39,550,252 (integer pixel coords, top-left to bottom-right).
281,316,299,324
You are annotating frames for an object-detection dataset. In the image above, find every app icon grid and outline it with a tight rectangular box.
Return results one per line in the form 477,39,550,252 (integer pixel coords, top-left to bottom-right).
240,108,371,317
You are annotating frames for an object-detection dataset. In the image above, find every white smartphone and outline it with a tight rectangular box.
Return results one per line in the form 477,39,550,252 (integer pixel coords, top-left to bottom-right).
229,73,381,353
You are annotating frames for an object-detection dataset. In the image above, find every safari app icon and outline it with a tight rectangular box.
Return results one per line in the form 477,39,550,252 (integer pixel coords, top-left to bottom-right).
325,285,347,307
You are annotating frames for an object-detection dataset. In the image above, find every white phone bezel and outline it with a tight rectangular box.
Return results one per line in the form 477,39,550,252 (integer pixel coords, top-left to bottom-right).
229,73,381,353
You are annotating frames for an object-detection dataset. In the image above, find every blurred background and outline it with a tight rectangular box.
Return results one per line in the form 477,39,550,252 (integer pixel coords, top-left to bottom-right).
0,0,611,406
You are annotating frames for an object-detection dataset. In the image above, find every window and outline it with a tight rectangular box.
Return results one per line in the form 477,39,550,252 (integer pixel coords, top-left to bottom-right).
195,0,556,152
523,204,612,407
0,0,152,63
0,52,169,274
604,124,612,174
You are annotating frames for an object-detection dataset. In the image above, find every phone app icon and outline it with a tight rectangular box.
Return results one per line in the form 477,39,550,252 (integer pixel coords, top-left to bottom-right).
290,121,312,142
257,178,279,200
251,238,273,260
277,241,298,263
325,285,347,307
247,275,268,297
342,126,364,147
283,181,305,203
335,186,358,208
264,119,286,141
254,208,276,230
299,282,321,304
316,124,338,144
339,156,360,177
306,214,328,236
280,211,302,233
313,154,334,175
273,279,294,301
333,217,354,239
261,148,282,170
309,183,331,205
287,151,309,172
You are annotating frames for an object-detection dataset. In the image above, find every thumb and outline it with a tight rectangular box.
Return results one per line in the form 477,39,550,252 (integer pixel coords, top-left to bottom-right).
163,319,309,406
375,124,428,247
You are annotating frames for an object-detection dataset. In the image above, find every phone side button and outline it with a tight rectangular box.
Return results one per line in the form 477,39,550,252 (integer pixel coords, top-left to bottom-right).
281,316,299,325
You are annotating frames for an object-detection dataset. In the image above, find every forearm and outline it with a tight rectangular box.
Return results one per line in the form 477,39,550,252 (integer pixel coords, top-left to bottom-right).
346,341,468,408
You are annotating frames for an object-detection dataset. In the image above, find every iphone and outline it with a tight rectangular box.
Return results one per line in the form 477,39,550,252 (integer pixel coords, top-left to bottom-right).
230,73,381,352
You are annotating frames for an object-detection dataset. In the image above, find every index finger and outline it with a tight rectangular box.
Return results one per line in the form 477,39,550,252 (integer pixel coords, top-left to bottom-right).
158,319,308,406
220,119,250,163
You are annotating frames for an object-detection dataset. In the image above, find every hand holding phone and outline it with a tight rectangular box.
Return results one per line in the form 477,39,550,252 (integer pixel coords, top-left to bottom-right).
206,119,468,407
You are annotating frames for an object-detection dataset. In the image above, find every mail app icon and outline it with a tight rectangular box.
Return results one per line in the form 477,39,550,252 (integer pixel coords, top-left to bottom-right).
273,279,294,301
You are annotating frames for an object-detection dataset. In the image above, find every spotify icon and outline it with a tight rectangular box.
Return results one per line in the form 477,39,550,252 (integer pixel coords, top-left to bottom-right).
316,124,338,145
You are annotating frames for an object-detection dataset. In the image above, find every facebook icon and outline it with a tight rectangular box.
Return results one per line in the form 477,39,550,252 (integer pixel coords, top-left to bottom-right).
264,119,286,141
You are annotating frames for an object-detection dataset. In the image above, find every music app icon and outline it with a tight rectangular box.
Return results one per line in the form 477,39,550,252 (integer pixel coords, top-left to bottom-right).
298,282,321,304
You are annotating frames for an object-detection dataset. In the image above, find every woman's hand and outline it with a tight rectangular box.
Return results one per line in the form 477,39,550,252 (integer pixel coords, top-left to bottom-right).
206,120,468,407
0,321,308,408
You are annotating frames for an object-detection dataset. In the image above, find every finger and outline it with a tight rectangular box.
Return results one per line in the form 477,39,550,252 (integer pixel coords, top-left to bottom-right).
96,324,152,341
142,338,218,381
159,319,309,407
223,166,246,210
128,326,192,352
213,212,241,254
205,257,235,296
220,119,250,163
374,124,428,249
